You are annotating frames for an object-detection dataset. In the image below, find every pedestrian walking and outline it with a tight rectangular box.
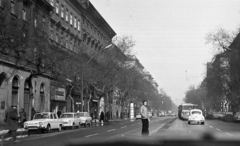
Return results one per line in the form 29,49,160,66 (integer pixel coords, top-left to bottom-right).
140,100,150,136
19,109,27,128
100,111,105,126
2,105,20,143
57,110,62,118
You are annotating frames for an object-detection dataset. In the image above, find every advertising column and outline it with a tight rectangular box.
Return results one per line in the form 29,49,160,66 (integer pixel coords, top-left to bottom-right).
130,103,134,121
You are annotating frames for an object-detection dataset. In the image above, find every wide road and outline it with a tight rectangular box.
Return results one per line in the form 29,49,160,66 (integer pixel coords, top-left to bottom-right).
3,117,240,146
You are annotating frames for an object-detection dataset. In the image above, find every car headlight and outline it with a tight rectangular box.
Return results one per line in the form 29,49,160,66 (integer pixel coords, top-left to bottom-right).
68,120,72,124
24,123,28,127
39,122,43,126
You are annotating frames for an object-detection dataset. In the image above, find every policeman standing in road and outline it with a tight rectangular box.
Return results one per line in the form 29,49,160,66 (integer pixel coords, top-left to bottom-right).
140,100,150,136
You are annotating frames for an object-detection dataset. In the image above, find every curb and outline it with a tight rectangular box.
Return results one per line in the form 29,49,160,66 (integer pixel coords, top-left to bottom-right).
0,129,28,141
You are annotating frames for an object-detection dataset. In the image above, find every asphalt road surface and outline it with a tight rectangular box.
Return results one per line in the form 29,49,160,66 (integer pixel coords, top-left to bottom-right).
3,117,240,146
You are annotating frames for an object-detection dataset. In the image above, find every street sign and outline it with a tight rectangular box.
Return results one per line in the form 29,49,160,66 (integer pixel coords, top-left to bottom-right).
76,102,81,104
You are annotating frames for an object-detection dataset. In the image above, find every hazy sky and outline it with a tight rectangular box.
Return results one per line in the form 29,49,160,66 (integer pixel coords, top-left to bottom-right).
91,0,240,105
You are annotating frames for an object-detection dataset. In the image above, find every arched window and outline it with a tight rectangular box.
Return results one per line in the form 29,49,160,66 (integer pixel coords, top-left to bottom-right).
12,76,19,106
0,73,6,87
40,83,45,112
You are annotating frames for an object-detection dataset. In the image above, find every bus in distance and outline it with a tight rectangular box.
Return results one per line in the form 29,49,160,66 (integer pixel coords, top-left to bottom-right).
178,103,198,120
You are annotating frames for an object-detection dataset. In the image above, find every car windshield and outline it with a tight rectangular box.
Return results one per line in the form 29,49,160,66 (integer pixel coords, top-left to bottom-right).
60,114,73,118
192,111,201,115
34,113,49,119
77,113,85,117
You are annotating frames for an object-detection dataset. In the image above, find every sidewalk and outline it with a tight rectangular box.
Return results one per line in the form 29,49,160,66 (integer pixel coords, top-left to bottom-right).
0,123,28,141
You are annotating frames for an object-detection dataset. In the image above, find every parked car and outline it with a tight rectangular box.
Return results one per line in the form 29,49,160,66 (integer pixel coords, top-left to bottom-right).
205,113,215,120
234,112,240,122
135,113,141,119
218,112,225,120
24,112,63,133
188,109,205,125
212,112,219,119
60,113,81,129
76,112,92,127
223,114,234,122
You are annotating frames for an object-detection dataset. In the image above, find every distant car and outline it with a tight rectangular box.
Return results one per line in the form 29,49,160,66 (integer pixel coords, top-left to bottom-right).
24,112,63,133
188,109,205,125
218,112,225,120
136,113,141,119
234,112,240,122
76,112,92,127
60,113,81,129
148,112,152,118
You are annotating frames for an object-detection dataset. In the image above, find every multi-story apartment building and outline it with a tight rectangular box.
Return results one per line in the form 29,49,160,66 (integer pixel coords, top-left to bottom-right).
47,0,116,114
0,0,53,122
0,0,117,123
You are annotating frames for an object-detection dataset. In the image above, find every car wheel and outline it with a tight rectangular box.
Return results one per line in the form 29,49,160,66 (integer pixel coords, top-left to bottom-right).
201,122,205,125
58,125,62,132
84,122,87,128
46,125,51,133
41,129,45,134
188,121,190,125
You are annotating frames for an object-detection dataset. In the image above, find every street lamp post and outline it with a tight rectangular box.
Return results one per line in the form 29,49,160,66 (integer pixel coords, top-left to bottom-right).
81,44,113,112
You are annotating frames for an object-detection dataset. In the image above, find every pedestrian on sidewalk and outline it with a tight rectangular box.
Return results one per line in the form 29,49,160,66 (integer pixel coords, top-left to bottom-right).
100,111,105,126
57,110,62,118
140,100,150,136
2,105,20,143
19,109,27,128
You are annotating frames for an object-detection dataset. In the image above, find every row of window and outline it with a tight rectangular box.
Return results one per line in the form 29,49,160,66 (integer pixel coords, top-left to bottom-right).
50,0,81,31
49,0,109,47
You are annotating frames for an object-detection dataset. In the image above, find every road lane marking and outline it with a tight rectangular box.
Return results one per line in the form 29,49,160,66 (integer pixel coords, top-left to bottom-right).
85,133,99,137
216,128,221,131
121,126,127,129
107,129,116,132
225,132,233,136
209,126,213,128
